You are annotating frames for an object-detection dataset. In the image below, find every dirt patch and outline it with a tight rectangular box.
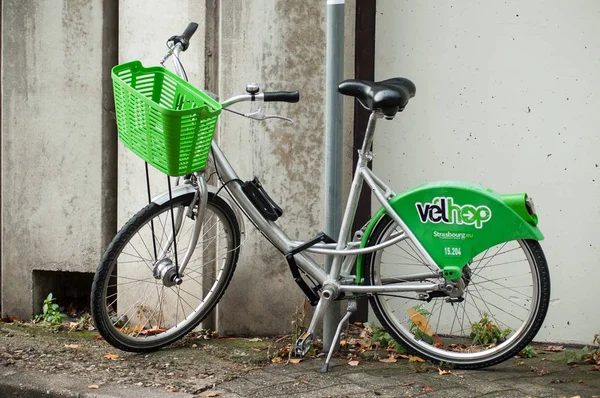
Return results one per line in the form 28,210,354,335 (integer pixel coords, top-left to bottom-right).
0,322,273,394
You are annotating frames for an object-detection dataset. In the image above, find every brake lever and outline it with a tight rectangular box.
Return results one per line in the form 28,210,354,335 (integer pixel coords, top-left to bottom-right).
244,107,294,124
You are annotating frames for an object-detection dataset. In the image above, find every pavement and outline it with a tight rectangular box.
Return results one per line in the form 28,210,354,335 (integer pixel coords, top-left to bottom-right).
1,322,599,398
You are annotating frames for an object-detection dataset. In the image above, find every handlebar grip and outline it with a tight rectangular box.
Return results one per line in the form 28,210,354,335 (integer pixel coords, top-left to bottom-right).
171,22,199,51
181,22,199,41
263,91,300,103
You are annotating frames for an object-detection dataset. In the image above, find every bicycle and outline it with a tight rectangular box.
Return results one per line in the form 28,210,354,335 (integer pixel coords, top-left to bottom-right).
91,23,551,372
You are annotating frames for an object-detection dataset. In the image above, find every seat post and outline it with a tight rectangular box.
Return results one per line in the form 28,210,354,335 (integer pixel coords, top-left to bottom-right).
358,111,383,164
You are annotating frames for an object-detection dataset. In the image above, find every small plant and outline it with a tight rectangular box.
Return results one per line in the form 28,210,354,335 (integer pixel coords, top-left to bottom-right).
519,345,537,358
566,346,590,364
34,293,67,330
470,313,511,345
365,322,407,354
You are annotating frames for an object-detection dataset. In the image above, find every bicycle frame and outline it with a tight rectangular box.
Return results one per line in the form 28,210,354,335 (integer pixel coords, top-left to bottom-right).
207,112,443,296
157,41,443,298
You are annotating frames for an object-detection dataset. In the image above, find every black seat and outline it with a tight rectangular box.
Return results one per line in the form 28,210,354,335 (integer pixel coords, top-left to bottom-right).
338,78,416,118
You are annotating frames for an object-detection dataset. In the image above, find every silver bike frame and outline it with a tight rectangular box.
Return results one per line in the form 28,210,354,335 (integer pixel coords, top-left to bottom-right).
159,42,442,296
208,104,442,295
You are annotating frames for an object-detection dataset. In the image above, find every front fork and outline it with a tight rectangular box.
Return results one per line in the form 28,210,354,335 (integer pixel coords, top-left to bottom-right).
156,173,208,280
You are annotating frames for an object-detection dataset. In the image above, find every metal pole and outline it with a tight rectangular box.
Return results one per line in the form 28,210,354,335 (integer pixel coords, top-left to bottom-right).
323,0,344,353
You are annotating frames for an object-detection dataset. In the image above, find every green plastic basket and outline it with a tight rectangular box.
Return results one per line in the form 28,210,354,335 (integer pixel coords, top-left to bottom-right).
112,60,222,176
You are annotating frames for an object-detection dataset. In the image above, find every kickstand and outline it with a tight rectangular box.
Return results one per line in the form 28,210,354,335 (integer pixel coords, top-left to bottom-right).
321,300,357,373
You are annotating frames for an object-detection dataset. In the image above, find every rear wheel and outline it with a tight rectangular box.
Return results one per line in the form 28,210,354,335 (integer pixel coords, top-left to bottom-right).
91,192,240,352
365,215,550,368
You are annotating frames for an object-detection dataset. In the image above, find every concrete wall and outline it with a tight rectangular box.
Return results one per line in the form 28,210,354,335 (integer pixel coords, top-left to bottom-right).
375,0,599,344
1,0,116,318
215,0,355,335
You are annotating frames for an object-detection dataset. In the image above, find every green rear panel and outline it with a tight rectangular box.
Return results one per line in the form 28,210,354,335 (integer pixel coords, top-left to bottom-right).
356,181,543,283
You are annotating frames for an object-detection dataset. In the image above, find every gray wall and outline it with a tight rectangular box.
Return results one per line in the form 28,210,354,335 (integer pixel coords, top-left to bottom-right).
0,0,355,337
1,0,116,318
375,0,599,344
214,0,355,335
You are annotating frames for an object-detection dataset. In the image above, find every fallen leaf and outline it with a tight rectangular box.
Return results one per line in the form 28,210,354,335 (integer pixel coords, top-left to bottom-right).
271,357,282,363
93,335,103,340
294,381,301,386
251,348,261,352
88,385,99,389
406,308,434,336
168,387,179,392
544,345,565,352
289,358,302,364
104,353,119,360
379,357,397,363
400,382,415,386
409,355,425,363
348,360,360,366
423,385,434,392
64,344,79,349
517,361,525,365
248,337,262,342
438,368,453,375
199,393,221,397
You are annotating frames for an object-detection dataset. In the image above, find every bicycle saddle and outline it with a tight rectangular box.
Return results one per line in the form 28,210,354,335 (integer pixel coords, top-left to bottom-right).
338,78,416,119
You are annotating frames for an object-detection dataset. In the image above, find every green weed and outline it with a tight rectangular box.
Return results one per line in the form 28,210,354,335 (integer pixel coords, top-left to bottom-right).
34,293,67,330
470,313,511,345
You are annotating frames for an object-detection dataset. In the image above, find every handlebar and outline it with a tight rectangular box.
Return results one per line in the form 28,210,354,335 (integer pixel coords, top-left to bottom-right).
264,91,300,103
169,22,199,51
160,23,299,119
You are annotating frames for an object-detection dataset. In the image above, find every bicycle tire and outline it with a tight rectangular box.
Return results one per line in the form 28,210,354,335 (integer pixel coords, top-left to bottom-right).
365,214,550,369
91,192,240,352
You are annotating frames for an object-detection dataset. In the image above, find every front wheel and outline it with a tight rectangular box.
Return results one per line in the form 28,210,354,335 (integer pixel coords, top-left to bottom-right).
365,215,550,369
91,192,240,352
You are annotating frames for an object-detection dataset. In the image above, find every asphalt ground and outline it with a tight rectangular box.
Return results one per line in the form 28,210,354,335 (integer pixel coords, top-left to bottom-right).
1,321,599,397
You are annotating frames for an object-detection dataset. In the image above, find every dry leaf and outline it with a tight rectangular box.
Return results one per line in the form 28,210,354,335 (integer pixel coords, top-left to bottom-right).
379,357,398,363
93,335,103,340
400,382,415,386
294,381,301,386
64,344,79,349
248,337,262,342
103,353,119,360
200,393,221,397
544,345,565,352
168,387,179,392
348,360,360,366
409,355,425,363
517,361,525,366
271,357,282,363
88,385,99,389
438,368,453,375
251,348,261,352
407,308,434,336
423,385,434,392
289,358,302,364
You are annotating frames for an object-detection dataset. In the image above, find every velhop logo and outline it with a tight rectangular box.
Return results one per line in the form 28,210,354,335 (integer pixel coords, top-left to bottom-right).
415,197,492,229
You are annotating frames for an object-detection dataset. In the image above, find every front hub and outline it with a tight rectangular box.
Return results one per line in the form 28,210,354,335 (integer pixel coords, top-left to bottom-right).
153,258,179,287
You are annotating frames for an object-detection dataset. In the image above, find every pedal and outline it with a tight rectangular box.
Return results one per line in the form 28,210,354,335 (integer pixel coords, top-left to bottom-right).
294,332,313,357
